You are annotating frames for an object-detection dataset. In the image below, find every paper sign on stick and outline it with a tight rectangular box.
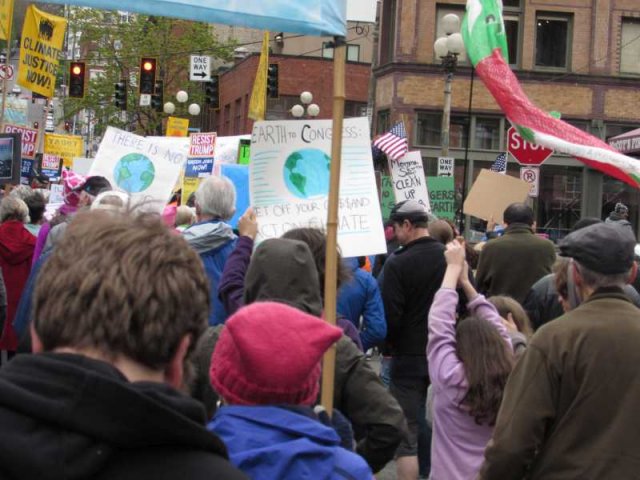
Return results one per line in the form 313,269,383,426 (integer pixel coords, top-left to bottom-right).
427,176,455,220
463,169,530,224
250,118,386,257
89,127,186,212
388,151,431,212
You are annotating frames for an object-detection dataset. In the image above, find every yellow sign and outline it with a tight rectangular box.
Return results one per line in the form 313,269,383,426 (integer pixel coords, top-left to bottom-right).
166,117,189,137
181,176,200,206
18,5,67,98
248,31,269,121
44,133,83,168
0,0,14,41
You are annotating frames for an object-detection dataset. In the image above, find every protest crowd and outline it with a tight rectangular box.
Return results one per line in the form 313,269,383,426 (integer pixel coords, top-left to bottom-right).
0,160,639,480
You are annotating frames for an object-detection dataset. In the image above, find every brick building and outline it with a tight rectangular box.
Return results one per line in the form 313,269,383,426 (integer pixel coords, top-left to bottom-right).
374,0,640,239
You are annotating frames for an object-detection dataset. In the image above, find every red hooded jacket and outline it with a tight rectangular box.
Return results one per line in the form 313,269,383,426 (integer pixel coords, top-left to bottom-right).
0,220,36,350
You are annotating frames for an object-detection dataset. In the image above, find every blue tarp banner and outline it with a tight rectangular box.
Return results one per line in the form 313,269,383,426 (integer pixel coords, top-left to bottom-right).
43,0,347,37
219,164,249,229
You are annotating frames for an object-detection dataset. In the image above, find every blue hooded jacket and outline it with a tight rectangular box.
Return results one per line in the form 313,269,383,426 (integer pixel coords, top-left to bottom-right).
337,258,387,351
208,405,372,480
183,220,237,325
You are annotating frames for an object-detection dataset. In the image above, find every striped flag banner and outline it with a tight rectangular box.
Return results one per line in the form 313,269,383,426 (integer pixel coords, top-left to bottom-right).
373,121,408,161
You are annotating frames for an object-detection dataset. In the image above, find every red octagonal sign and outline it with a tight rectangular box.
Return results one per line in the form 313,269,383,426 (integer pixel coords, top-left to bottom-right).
507,127,554,166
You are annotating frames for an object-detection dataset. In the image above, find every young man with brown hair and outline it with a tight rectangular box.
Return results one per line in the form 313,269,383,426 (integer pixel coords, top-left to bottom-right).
0,210,245,480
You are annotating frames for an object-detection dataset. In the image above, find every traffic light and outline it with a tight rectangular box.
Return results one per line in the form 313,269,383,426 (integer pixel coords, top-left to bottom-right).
139,57,157,95
114,80,127,111
69,61,85,98
267,64,278,99
205,75,220,110
151,80,163,112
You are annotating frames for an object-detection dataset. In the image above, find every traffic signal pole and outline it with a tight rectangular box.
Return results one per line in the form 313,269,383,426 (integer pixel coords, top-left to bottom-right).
0,4,13,130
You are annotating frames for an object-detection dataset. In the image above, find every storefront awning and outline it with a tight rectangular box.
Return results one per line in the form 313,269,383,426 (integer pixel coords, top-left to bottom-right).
608,128,640,154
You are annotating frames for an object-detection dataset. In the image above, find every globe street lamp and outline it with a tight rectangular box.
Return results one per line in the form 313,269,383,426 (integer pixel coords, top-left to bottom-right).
290,91,320,119
434,14,464,157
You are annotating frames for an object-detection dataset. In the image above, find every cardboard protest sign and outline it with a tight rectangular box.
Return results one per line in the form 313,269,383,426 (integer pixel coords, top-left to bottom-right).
189,132,216,157
238,138,251,165
48,183,64,204
427,176,455,220
217,163,249,228
388,151,430,211
18,6,67,98
166,117,189,137
89,127,186,212
4,124,38,159
40,153,62,181
0,133,22,185
250,118,386,257
463,169,530,224
216,134,251,164
72,157,95,176
44,133,83,168
380,174,395,220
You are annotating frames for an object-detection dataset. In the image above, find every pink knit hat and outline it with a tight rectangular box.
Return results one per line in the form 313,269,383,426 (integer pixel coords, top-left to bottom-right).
210,302,343,406
62,169,87,207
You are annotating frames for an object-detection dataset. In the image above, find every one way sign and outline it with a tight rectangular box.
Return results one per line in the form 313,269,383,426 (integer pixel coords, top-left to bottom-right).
190,55,211,82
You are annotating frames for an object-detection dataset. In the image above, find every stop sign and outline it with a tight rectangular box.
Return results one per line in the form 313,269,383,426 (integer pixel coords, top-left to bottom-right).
507,127,554,166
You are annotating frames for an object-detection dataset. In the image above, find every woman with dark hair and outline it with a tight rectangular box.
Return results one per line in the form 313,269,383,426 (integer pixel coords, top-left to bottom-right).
427,240,514,480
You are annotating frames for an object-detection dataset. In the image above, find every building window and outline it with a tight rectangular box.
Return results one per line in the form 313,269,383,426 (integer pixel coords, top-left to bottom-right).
233,98,242,135
503,15,520,66
345,101,367,117
474,117,501,150
435,7,467,64
620,18,640,75
376,110,390,135
322,42,360,62
416,112,468,148
535,13,571,69
380,0,396,65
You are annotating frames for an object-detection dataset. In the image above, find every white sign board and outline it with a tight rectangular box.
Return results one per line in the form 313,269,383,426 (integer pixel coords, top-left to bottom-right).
250,117,386,257
190,55,211,82
520,166,540,197
438,156,454,177
89,127,186,212
139,93,151,107
347,0,377,23
388,151,431,212
72,157,95,176
216,134,251,164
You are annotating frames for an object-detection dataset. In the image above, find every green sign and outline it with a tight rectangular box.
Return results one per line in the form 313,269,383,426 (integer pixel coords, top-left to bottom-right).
381,175,396,220
238,139,251,165
427,176,455,220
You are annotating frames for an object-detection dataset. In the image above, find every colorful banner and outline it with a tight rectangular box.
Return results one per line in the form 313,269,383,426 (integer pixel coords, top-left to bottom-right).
166,117,189,137
89,127,186,212
4,124,38,159
250,117,386,257
0,0,13,41
388,151,431,211
427,176,455,220
44,133,83,168
18,5,67,98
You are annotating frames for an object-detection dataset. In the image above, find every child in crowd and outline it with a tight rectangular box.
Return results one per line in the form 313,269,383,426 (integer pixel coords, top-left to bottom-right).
427,240,515,480
488,295,533,358
208,301,373,480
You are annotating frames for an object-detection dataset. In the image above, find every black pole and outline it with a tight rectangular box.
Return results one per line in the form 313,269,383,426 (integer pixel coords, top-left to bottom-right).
459,66,475,233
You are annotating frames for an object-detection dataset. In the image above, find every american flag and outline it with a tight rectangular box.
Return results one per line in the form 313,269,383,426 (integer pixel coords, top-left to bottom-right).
490,152,507,174
373,122,408,160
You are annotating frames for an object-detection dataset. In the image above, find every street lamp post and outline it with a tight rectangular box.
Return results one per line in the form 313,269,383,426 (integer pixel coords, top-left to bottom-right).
290,91,320,119
434,14,464,158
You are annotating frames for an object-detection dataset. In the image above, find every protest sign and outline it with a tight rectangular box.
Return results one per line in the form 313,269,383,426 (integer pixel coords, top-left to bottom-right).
4,124,38,159
463,169,530,224
48,183,64,204
21,158,34,184
250,118,386,257
0,133,21,185
238,138,251,165
218,163,249,228
44,133,83,168
216,134,251,164
388,151,430,211
189,132,216,157
89,127,186,212
166,117,189,137
40,153,62,180
427,176,455,220
72,157,94,175
17,6,67,98
380,174,395,220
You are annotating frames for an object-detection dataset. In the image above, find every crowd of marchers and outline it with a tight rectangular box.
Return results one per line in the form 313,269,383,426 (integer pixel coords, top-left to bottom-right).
0,170,639,480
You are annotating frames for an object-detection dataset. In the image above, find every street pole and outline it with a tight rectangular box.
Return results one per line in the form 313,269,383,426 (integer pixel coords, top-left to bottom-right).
440,72,452,158
0,1,13,130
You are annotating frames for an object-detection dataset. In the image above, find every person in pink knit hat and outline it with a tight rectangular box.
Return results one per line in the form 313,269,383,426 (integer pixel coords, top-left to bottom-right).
208,301,373,480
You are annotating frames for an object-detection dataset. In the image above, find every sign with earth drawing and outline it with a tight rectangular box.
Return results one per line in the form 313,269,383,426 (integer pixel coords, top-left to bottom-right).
250,117,386,257
89,127,186,212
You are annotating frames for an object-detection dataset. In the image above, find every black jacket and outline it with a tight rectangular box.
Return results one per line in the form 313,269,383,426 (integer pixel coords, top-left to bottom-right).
0,353,246,480
378,236,447,356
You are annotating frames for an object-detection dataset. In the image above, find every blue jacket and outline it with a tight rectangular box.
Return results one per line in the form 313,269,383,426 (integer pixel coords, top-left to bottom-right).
183,220,237,325
337,258,387,351
208,405,372,480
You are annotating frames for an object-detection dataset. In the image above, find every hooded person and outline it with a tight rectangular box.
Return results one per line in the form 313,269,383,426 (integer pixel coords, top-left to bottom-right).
207,301,373,480
192,236,407,474
182,176,237,325
605,202,633,229
481,222,640,479
0,197,36,354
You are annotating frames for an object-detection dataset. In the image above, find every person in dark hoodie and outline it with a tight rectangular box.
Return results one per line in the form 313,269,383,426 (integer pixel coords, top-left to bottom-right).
193,232,407,474
208,301,373,480
183,175,238,326
0,210,246,480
